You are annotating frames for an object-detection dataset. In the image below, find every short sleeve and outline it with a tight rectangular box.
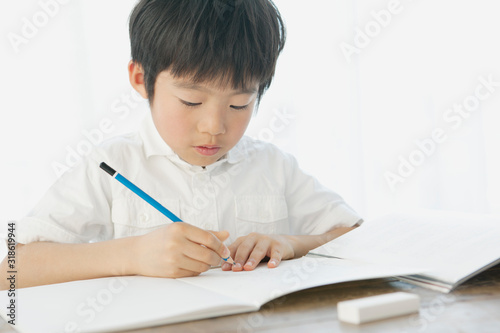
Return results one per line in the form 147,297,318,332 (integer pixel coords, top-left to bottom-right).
16,153,114,244
284,154,363,235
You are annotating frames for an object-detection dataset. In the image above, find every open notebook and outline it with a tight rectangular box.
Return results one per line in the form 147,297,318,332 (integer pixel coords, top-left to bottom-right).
0,257,421,333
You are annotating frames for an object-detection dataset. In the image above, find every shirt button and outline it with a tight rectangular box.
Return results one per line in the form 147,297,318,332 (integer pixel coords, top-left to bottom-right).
138,213,149,223
202,223,211,230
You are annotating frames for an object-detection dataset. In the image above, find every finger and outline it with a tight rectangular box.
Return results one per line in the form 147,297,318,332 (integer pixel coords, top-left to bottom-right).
212,230,236,266
210,230,230,242
166,266,202,278
221,262,232,271
181,239,222,267
232,234,260,271
243,238,272,271
209,230,234,264
227,236,243,254
267,248,282,268
176,254,213,274
222,236,244,271
208,230,233,264
181,224,231,261
156,248,205,278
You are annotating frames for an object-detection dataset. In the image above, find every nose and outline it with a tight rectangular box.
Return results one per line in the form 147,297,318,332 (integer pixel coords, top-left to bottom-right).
197,107,226,136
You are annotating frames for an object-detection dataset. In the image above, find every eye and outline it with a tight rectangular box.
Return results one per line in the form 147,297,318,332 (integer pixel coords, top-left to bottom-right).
230,104,250,111
180,100,201,108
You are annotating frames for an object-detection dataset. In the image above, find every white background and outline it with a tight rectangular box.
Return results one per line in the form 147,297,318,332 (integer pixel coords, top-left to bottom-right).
1,0,500,235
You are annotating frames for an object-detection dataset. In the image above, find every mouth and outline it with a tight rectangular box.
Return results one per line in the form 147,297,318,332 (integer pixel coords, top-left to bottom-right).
194,145,221,156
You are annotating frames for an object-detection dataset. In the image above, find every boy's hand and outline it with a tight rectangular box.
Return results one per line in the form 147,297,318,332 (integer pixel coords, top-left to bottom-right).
220,226,359,272
221,233,295,272
133,223,231,278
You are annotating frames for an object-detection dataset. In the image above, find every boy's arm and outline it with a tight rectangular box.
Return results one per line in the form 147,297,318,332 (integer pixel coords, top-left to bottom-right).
222,224,359,271
0,238,137,289
0,223,231,290
286,224,360,258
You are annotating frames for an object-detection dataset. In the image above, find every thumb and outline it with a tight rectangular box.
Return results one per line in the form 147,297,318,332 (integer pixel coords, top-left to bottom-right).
208,230,232,262
209,230,230,242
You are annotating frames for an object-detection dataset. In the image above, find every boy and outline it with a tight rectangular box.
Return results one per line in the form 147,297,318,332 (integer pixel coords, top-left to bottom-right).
1,0,361,289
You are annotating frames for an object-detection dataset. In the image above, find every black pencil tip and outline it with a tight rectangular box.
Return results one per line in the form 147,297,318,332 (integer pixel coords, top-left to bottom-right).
100,162,116,177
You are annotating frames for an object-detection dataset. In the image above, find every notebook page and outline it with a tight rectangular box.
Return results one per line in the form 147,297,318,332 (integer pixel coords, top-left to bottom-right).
0,275,253,333
180,256,425,307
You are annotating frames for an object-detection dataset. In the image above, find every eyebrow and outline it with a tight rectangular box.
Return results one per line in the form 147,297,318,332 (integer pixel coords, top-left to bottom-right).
172,81,258,96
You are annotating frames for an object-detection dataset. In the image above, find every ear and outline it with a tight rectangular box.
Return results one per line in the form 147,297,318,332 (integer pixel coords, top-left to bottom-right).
128,60,148,99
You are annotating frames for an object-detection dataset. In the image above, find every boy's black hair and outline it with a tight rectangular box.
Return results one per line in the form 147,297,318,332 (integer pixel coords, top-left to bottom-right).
129,0,286,104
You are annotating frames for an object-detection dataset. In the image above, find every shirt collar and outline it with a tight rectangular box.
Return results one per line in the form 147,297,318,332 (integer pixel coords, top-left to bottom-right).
139,112,247,168
139,111,177,159
226,137,247,164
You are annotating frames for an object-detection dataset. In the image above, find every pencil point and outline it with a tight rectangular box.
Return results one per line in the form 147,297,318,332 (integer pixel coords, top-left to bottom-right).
223,257,235,265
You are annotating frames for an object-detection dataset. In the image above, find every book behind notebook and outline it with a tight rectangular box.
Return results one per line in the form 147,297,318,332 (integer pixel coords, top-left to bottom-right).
311,210,500,292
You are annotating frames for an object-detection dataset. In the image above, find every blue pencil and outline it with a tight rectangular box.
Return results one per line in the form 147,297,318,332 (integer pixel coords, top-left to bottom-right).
99,162,234,265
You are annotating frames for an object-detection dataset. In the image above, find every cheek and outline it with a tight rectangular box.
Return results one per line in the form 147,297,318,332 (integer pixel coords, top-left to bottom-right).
232,112,253,134
151,102,192,144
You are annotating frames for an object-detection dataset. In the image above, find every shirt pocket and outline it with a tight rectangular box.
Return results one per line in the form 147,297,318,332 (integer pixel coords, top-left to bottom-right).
234,195,289,236
111,196,180,238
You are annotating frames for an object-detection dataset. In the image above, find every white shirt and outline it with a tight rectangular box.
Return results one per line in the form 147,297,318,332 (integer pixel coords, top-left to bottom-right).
18,113,362,245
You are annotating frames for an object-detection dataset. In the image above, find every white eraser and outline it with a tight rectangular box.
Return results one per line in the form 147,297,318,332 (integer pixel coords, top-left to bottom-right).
337,292,420,324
